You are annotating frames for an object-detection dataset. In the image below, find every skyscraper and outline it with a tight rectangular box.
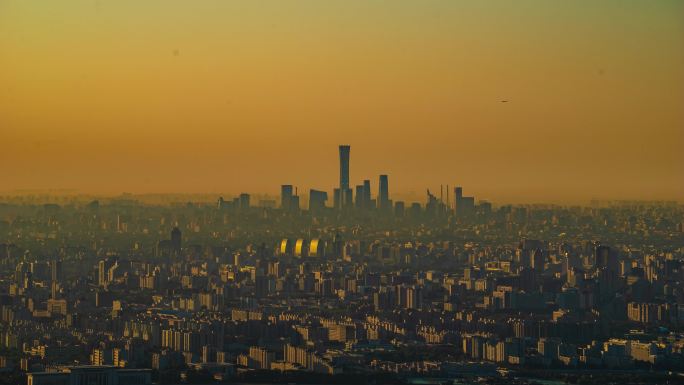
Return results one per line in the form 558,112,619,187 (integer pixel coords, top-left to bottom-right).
455,187,463,202
355,185,365,209
353,179,373,210
239,193,251,210
309,189,328,213
281,185,293,211
454,186,475,217
363,179,372,209
338,145,353,209
379,174,389,210
339,145,350,190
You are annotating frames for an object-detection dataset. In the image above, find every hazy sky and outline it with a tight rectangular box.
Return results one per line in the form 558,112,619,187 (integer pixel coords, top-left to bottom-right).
1,1,682,203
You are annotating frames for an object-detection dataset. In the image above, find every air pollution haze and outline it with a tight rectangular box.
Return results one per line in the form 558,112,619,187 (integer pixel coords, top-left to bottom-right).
4,3,684,385
1,1,682,203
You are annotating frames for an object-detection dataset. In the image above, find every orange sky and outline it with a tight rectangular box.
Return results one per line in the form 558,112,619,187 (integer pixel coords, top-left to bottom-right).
1,1,683,204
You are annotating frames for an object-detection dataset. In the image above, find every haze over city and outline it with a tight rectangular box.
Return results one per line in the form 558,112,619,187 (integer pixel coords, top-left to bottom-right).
1,1,683,203
2,3,684,385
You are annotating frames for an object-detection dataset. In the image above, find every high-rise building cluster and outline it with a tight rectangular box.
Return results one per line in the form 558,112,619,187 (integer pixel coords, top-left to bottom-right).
272,145,482,220
0,147,682,385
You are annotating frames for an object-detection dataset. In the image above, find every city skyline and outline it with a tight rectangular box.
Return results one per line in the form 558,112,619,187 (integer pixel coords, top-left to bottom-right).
1,1,683,203
1,3,684,383
3,142,679,208
0,141,681,206
3,170,683,385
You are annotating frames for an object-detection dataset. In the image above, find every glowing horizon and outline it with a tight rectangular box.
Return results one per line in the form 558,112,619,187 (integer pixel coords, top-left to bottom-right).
1,1,682,204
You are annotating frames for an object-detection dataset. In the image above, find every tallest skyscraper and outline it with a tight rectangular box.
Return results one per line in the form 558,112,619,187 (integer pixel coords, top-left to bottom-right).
335,145,352,209
339,145,350,190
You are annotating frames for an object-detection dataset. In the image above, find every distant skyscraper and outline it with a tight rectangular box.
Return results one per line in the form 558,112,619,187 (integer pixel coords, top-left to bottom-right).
338,145,352,209
363,179,372,209
281,185,293,210
239,193,251,210
339,145,350,190
379,174,389,210
309,189,328,213
454,186,475,217
355,185,365,209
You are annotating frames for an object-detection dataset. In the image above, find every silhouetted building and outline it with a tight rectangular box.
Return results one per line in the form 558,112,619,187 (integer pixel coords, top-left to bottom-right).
454,186,475,217
280,185,299,212
281,185,293,210
339,145,350,190
379,174,389,211
334,187,352,210
309,190,328,213
239,193,251,210
363,179,372,209
425,189,440,217
337,145,352,209
355,185,365,209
